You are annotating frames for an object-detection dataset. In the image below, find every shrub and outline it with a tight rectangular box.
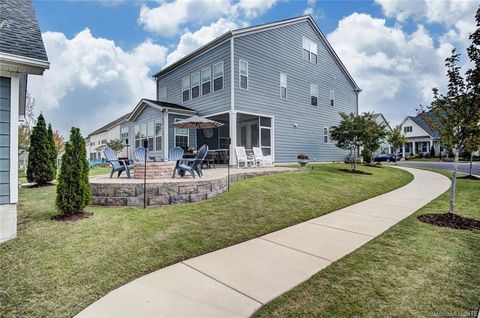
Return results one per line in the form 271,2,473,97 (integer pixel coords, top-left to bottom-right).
297,154,309,160
27,114,53,185
361,148,372,164
429,145,436,158
56,128,90,215
47,123,57,179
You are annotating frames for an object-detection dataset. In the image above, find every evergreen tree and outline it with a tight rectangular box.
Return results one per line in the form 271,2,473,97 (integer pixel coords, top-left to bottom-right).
56,127,91,215
47,123,58,180
27,114,53,184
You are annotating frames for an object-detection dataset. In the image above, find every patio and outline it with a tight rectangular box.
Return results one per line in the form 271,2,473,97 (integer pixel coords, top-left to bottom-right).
89,166,297,207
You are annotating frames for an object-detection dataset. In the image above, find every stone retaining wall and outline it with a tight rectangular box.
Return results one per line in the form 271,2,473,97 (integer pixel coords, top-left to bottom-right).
90,170,283,207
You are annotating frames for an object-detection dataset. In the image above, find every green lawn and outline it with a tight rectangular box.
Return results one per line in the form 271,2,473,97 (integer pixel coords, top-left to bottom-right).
254,170,480,318
1,164,412,317
18,166,111,184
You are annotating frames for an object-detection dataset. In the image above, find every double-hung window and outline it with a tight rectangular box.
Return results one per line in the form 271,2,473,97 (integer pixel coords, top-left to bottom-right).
404,126,412,133
120,127,129,143
239,60,248,89
174,118,189,148
147,121,154,151
280,73,287,99
329,89,335,106
213,61,224,91
158,86,167,102
182,77,190,102
191,72,200,99
201,67,211,95
323,127,329,143
155,121,162,152
310,83,318,106
302,37,317,64
134,124,140,148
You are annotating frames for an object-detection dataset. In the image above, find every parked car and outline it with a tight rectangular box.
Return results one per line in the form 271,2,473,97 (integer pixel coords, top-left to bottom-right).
374,153,399,163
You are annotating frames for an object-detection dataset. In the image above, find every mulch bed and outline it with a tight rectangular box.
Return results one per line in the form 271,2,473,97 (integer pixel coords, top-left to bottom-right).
458,175,480,180
52,212,93,222
418,213,480,231
338,168,373,175
25,183,55,188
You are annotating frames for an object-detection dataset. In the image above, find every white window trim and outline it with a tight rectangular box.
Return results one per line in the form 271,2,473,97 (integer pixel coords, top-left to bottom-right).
213,61,224,92
329,89,335,107
158,86,167,102
310,83,318,106
154,120,162,153
323,126,330,144
191,71,200,99
182,76,190,102
302,36,318,64
201,66,211,96
280,72,287,99
174,118,189,147
239,59,248,90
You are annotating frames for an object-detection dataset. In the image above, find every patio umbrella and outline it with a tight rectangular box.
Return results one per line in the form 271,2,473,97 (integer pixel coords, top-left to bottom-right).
170,116,224,129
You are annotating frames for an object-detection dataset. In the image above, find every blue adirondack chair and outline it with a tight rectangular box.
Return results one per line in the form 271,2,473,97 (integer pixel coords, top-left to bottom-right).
175,145,208,179
103,146,133,178
134,147,150,163
169,147,184,162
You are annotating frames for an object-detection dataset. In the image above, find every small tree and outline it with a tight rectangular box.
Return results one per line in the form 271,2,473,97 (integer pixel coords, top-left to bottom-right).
27,114,53,185
464,132,480,177
362,112,387,163
56,127,90,216
53,130,65,154
387,125,407,163
47,124,57,180
106,138,124,155
420,7,480,214
429,145,436,158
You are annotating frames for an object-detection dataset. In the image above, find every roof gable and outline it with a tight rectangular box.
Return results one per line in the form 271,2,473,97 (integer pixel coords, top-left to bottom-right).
88,113,130,137
127,98,197,122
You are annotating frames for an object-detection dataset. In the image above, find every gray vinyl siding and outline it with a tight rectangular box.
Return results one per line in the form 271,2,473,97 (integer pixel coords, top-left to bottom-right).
0,76,11,204
127,106,164,158
156,41,231,116
168,114,197,149
233,21,358,162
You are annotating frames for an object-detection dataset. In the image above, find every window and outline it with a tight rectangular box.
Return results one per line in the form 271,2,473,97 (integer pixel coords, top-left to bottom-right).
182,77,190,102
330,89,335,106
134,124,140,148
302,37,317,64
101,139,107,145
280,73,287,99
310,83,318,106
201,67,211,95
155,121,162,152
158,86,167,102
259,117,272,156
191,72,200,99
147,121,154,151
174,118,189,148
404,126,412,133
218,125,229,149
120,127,129,143
213,61,224,92
323,127,329,143
239,60,248,89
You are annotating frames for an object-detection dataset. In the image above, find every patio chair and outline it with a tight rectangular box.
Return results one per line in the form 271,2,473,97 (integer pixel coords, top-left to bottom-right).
253,147,273,167
169,147,184,162
176,145,208,179
204,150,216,169
103,146,134,178
235,146,255,168
134,147,150,163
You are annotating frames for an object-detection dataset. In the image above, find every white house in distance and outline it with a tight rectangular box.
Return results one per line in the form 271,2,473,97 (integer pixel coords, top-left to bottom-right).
86,113,130,160
0,0,49,242
399,113,440,157
372,113,392,155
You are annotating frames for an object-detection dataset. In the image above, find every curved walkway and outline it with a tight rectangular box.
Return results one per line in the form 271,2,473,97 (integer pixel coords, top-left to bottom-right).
76,167,451,318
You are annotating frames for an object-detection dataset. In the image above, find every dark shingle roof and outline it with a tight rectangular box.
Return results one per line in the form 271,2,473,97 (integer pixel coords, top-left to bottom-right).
408,113,440,138
0,0,48,61
88,113,130,137
143,99,195,112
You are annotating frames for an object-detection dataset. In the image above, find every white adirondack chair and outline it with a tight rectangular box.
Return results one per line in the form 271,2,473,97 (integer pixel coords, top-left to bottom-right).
253,147,273,167
235,146,255,168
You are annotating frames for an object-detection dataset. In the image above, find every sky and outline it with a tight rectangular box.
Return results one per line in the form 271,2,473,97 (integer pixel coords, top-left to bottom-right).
28,0,479,137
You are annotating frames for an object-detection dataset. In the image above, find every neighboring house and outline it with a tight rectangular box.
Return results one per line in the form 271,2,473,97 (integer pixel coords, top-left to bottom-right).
399,113,441,157
372,113,392,155
116,15,360,164
0,0,49,242
86,113,130,160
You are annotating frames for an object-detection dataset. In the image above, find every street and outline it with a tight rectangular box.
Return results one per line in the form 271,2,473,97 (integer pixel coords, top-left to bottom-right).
396,161,480,176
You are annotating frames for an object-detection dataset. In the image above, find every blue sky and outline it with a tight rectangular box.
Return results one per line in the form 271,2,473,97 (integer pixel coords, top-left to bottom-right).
28,0,478,137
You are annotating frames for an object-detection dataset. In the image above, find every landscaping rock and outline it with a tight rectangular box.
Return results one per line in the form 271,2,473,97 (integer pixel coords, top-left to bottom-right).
206,191,218,199
127,197,144,206
178,185,197,194
97,185,115,197
91,196,106,206
190,193,207,202
116,186,136,197
106,197,127,206
197,184,212,192
136,184,158,196
170,194,190,204
149,196,170,206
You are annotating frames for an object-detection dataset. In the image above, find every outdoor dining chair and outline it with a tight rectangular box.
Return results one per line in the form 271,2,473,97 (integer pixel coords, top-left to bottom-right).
174,145,208,179
253,147,273,167
235,146,255,168
103,146,134,178
133,147,150,163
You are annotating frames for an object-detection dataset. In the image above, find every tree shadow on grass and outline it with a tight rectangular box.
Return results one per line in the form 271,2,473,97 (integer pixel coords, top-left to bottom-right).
337,168,373,175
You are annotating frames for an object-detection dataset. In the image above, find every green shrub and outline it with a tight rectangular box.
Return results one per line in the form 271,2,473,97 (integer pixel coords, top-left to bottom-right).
47,123,57,179
429,145,436,157
361,148,372,164
27,114,54,185
56,128,90,215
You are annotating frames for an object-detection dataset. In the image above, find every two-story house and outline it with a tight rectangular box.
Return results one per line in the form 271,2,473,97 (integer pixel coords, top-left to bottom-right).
399,113,441,157
86,113,130,160
373,113,392,155
119,15,360,164
0,0,49,242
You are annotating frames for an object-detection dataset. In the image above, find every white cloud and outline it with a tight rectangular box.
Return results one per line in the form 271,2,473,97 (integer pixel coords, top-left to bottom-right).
237,0,277,19
28,29,167,137
328,13,448,125
166,18,237,65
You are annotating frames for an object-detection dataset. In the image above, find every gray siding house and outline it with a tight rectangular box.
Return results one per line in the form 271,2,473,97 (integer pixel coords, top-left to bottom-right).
121,15,360,163
0,0,49,242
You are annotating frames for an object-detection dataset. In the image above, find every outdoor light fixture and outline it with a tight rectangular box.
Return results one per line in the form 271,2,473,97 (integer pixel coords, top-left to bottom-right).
293,123,298,128
143,138,148,209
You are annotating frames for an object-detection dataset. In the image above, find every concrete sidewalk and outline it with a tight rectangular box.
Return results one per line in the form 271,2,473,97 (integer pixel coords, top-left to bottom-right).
76,167,451,318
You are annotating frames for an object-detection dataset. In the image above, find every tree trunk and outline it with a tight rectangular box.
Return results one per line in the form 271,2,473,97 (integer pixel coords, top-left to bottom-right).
469,152,473,176
449,148,460,214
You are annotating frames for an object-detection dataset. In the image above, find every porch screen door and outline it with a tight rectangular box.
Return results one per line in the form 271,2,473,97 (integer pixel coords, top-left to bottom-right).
259,117,272,156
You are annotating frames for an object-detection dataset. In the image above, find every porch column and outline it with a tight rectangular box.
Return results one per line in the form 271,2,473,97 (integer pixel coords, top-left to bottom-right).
229,111,237,165
412,141,416,155
163,109,169,160
402,144,405,158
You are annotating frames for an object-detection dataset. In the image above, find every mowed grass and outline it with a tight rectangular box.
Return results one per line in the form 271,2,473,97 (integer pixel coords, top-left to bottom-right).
18,166,111,184
1,164,412,317
254,169,480,318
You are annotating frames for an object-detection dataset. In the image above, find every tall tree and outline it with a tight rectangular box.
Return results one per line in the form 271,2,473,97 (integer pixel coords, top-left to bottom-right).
47,124,58,180
362,112,387,162
387,125,407,163
56,127,90,216
27,114,53,185
106,138,124,155
420,7,480,214
53,130,65,155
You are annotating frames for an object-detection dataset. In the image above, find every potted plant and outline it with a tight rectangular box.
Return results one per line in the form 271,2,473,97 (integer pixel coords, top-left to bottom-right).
297,154,309,167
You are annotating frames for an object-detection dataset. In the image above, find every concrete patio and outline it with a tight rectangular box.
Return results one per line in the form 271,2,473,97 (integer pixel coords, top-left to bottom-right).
77,167,451,318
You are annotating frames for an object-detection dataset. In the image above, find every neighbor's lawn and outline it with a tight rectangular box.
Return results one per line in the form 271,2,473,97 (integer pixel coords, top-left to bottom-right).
254,169,480,318
18,166,111,184
1,164,412,317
